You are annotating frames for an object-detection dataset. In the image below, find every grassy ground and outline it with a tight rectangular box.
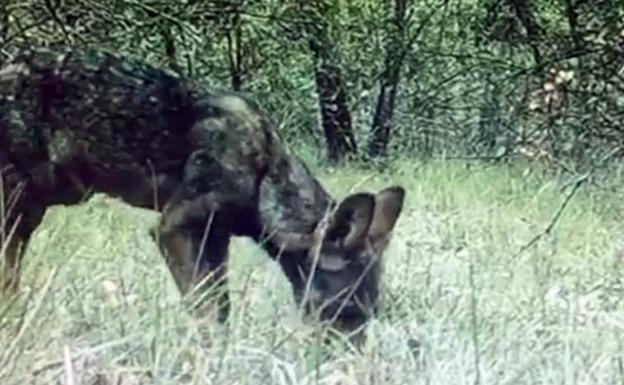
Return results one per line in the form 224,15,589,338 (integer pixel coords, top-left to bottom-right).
1,157,624,385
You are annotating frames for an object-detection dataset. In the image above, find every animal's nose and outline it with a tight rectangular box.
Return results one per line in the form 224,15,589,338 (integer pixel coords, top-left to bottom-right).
328,297,360,314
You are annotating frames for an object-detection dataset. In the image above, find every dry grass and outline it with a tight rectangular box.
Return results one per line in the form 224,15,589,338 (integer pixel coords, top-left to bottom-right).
1,158,624,385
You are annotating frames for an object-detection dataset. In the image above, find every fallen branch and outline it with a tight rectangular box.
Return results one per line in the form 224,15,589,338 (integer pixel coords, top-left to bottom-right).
511,147,621,260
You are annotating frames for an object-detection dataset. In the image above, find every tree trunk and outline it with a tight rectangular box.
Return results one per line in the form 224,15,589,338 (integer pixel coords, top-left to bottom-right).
477,74,500,153
509,0,542,66
226,11,243,91
368,0,409,158
0,1,8,45
308,37,357,163
368,71,402,157
563,0,588,161
162,25,181,74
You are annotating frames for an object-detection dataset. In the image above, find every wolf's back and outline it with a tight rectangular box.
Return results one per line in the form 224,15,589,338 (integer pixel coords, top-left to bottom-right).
0,45,204,171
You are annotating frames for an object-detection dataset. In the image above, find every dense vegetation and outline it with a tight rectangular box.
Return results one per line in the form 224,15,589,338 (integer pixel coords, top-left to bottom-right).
2,0,622,166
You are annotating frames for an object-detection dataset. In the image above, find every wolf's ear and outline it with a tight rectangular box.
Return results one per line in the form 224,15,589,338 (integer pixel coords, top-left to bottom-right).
326,193,376,249
367,186,405,250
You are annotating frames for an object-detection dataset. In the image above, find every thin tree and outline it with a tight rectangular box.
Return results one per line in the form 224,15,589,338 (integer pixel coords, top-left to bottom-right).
300,0,357,163
368,0,411,157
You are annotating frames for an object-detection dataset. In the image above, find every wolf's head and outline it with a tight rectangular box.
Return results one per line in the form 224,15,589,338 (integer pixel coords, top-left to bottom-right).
258,151,406,340
305,187,404,332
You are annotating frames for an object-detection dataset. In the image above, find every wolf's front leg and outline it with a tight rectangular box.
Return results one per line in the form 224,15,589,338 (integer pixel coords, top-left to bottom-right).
154,192,232,323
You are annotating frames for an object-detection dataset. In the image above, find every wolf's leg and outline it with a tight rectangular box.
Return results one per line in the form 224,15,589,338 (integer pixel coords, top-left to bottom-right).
0,164,48,297
155,191,233,322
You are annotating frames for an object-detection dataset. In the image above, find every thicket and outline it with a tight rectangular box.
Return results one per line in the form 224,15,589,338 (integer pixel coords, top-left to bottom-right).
1,0,623,169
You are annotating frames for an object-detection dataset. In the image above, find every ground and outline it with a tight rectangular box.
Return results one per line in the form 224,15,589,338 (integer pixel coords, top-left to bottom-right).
1,156,623,385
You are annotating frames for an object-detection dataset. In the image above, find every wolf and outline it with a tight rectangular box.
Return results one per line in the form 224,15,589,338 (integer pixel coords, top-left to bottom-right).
0,44,405,339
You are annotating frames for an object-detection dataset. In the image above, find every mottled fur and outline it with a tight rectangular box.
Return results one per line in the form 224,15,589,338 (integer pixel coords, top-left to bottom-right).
0,45,405,338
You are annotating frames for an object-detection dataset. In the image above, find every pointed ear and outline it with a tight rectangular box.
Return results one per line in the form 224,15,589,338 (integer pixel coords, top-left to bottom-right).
367,186,405,247
326,193,376,249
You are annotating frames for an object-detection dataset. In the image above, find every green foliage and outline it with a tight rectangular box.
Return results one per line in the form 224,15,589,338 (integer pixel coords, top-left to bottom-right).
0,0,623,167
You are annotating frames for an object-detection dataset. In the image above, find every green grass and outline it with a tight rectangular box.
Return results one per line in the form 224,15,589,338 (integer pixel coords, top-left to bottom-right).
1,158,624,385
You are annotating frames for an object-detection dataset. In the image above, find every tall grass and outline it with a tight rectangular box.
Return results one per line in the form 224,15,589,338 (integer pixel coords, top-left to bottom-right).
1,158,623,385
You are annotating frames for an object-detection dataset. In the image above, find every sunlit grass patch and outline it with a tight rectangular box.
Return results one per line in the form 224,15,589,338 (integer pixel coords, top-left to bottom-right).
1,158,623,384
